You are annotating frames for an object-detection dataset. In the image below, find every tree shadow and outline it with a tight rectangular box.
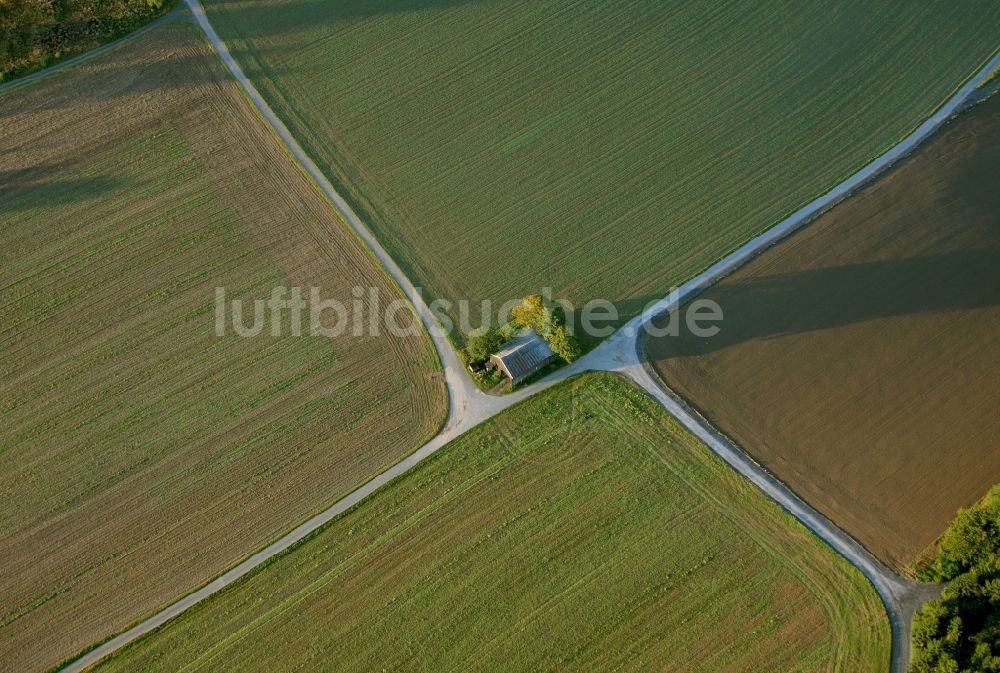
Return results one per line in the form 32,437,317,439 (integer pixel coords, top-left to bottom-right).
0,165,128,216
209,0,485,38
655,247,999,358
645,97,1000,359
0,39,270,117
0,0,484,115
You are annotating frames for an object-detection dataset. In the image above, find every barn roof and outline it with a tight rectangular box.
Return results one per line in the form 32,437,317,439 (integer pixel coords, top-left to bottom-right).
490,329,555,383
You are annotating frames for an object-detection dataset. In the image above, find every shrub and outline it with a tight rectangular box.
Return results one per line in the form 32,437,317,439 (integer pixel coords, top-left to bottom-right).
911,484,1000,672
547,324,580,362
511,294,547,332
921,485,1000,583
464,327,503,364
1,0,174,81
509,294,580,362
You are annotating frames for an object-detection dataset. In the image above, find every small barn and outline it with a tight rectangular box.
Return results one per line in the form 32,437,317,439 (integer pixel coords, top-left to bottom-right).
489,329,555,385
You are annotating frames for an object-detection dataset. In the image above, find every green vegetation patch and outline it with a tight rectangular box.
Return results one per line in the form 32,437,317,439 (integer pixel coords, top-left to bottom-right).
93,373,889,672
912,485,1000,672
0,0,173,81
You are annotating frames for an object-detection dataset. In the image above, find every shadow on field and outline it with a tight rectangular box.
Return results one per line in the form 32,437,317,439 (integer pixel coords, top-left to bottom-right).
648,98,1000,359
0,166,127,215
0,0,484,115
211,0,484,38
650,246,1000,358
0,49,256,117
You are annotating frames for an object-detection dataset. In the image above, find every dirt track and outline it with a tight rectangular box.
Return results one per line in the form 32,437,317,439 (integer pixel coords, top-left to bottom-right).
0,23,445,673
34,3,1000,672
649,93,1000,572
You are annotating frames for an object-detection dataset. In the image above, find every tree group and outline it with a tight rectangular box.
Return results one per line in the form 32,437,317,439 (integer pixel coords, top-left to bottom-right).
511,294,580,362
1,0,172,81
911,484,1000,672
462,294,581,366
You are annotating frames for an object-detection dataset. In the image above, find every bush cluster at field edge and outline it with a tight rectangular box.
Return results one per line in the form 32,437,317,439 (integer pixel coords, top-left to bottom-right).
0,0,175,81
911,484,1000,672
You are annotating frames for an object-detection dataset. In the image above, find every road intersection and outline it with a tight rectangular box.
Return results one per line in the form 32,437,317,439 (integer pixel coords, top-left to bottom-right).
54,6,1000,671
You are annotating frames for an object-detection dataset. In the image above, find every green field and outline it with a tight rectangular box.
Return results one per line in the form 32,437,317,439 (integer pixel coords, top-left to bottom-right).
0,26,444,672
91,374,890,672
204,0,999,340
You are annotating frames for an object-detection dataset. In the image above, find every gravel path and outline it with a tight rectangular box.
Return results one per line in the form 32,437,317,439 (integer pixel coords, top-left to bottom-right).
52,6,1000,671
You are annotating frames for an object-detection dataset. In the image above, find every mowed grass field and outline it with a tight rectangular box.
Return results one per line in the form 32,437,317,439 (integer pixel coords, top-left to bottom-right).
203,0,1000,339
90,374,890,673
648,93,1000,573
0,25,444,672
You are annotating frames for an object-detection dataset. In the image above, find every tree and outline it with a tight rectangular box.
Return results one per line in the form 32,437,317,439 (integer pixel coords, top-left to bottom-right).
509,293,581,363
911,484,1000,673
547,324,580,362
923,485,1000,582
511,294,548,332
464,327,502,363
2,0,173,81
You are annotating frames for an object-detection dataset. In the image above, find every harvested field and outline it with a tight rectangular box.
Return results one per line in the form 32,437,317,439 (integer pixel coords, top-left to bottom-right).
203,0,1000,341
0,24,445,673
89,374,890,673
648,93,1000,573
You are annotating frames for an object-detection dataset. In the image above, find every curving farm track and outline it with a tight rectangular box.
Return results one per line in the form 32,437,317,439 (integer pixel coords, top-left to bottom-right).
43,4,1000,672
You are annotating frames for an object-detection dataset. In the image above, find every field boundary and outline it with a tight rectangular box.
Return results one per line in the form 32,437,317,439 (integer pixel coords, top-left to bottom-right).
45,3,1000,671
633,355,942,673
0,6,188,96
626,49,1000,334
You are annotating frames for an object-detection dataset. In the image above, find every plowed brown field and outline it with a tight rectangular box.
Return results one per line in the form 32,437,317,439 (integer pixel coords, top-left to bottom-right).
648,94,1000,573
0,25,444,673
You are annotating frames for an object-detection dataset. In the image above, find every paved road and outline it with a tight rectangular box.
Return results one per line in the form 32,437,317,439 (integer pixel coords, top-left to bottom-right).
54,6,1000,671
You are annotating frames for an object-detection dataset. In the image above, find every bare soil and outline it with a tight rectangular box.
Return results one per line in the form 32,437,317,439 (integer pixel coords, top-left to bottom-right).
648,94,1000,573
